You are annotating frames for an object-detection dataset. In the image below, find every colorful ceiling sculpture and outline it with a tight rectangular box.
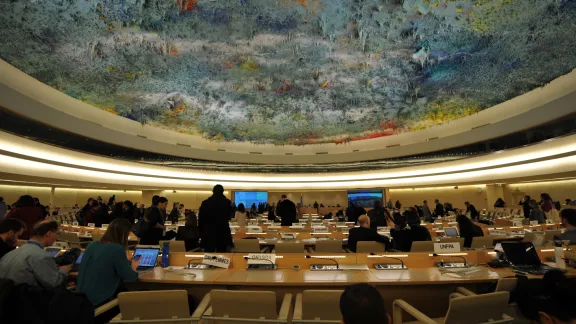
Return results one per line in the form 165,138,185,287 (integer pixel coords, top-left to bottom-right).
1,0,575,145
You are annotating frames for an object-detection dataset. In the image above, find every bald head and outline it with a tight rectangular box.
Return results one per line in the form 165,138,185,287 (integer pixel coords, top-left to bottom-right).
358,215,370,228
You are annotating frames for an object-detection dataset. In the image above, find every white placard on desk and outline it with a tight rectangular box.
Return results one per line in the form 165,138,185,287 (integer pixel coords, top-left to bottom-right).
246,253,276,265
166,225,178,232
530,220,539,226
268,225,282,229
246,226,263,233
178,221,186,226
488,229,507,236
280,233,297,240
166,221,173,225
377,227,390,232
101,224,109,230
203,254,231,269
87,223,95,228
312,226,328,233
434,242,461,253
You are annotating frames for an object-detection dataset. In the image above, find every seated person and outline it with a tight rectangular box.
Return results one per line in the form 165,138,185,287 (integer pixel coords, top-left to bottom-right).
405,210,432,242
76,218,140,308
456,214,484,248
347,215,390,252
340,283,389,324
0,221,71,287
177,211,200,251
390,211,432,252
514,270,575,324
0,219,26,259
558,208,576,244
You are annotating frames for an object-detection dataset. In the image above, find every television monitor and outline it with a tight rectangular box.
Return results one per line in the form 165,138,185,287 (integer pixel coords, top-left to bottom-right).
234,191,268,209
347,190,383,208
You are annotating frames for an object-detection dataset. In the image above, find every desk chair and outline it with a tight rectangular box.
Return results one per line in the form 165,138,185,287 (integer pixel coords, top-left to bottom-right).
110,290,195,323
314,240,344,253
170,240,187,252
543,230,562,242
194,290,292,324
293,290,343,324
275,242,306,253
522,232,536,243
233,239,268,253
356,241,386,253
439,237,465,246
410,241,435,252
91,231,103,242
60,232,88,249
470,236,495,249
393,291,513,324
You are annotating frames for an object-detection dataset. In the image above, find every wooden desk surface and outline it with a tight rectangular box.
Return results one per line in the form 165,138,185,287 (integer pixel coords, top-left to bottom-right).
138,267,227,285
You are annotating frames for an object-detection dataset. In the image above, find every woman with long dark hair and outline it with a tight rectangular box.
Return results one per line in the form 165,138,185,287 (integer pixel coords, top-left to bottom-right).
456,214,484,248
77,218,139,308
235,203,247,226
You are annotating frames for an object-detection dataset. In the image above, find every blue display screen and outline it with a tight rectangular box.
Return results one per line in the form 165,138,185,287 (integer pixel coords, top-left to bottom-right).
347,190,383,208
75,252,84,264
234,191,268,209
133,249,159,267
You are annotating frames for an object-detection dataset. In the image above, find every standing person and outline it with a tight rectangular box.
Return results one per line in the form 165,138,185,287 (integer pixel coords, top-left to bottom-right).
541,193,559,223
276,194,297,226
83,200,101,226
434,199,445,217
199,185,233,252
76,219,139,308
465,201,479,221
235,203,248,226
529,200,545,224
347,215,390,252
0,221,71,287
109,202,124,221
122,201,135,224
346,201,358,224
139,196,167,245
367,200,390,228
394,200,402,209
456,214,484,248
108,195,116,208
421,200,432,222
0,197,7,221
177,211,200,251
267,205,276,221
313,201,319,209
521,195,532,218
0,219,26,260
33,197,48,219
6,195,43,240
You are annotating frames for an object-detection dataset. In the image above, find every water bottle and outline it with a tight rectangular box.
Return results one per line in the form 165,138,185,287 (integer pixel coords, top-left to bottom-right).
162,242,170,268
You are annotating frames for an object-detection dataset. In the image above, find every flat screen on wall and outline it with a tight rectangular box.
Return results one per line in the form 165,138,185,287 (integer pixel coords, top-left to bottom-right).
234,191,268,208
347,190,383,208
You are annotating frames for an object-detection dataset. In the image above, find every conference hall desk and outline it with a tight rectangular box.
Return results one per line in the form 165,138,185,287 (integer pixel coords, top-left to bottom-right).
127,249,575,319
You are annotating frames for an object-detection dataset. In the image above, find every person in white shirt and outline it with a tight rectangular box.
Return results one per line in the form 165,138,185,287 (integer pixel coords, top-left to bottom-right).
235,203,247,226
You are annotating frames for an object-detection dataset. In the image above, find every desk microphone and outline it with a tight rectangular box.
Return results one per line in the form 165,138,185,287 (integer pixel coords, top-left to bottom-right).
432,253,467,267
243,256,276,267
305,255,339,269
370,253,406,269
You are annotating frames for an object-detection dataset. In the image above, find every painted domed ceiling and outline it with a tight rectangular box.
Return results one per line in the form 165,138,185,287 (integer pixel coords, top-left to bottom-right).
1,0,575,146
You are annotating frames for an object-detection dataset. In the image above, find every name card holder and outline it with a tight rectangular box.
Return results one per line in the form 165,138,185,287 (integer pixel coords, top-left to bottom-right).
434,242,461,253
178,221,186,226
246,253,277,270
202,254,231,269
87,223,95,228
246,226,263,233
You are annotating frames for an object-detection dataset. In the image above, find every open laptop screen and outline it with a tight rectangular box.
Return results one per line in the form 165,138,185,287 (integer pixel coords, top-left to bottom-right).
444,227,459,237
133,248,160,268
501,242,541,266
45,247,62,257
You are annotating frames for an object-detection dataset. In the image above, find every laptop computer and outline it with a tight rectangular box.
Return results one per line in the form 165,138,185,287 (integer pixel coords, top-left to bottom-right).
45,247,63,257
132,248,160,273
501,242,560,275
444,227,459,237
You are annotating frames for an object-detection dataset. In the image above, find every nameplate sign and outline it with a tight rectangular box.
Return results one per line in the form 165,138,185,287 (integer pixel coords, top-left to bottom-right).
202,254,231,269
377,227,390,232
530,220,539,226
246,226,263,233
246,253,276,265
291,223,305,227
87,223,95,228
434,242,461,253
178,221,186,226
166,221,173,225
512,220,523,227
267,225,282,229
166,225,178,232
101,224,109,229
312,226,328,233
488,229,507,236
280,233,296,240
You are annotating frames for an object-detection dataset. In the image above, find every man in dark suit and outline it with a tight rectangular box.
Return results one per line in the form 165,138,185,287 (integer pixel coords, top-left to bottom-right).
434,199,445,217
276,195,297,226
367,200,390,229
347,215,390,252
199,185,233,252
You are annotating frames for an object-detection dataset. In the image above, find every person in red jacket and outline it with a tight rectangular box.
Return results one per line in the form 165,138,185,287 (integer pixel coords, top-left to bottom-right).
6,195,43,240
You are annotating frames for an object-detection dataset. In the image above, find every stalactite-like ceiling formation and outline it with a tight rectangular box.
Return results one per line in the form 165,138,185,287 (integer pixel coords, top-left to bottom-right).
1,0,575,145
